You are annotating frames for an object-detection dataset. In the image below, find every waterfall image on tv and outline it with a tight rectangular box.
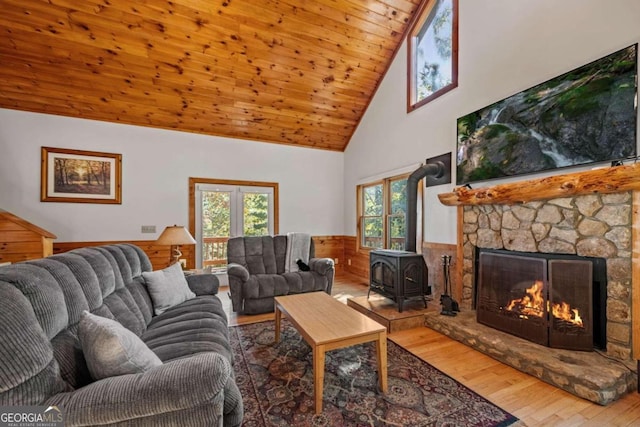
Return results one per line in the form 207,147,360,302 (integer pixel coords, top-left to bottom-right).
456,44,638,185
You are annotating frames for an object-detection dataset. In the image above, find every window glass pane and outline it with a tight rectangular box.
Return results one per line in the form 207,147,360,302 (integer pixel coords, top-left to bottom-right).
389,178,407,250
201,191,231,268
390,179,407,214
363,184,383,215
243,192,269,236
202,191,231,237
388,215,406,250
415,0,454,102
362,216,383,248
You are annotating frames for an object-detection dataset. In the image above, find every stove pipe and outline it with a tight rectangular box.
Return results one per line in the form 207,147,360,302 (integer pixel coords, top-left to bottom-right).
405,162,445,252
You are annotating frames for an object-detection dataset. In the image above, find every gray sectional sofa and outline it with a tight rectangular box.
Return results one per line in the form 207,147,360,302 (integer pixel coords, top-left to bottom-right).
0,244,242,426
227,235,335,314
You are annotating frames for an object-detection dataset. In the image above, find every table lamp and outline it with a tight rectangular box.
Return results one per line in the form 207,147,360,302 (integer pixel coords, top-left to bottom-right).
156,225,196,266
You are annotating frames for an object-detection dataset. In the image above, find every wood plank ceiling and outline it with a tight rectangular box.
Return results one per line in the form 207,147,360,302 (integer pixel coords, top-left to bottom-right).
0,0,422,151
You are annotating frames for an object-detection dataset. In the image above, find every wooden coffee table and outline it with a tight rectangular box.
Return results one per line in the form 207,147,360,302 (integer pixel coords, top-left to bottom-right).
274,291,387,414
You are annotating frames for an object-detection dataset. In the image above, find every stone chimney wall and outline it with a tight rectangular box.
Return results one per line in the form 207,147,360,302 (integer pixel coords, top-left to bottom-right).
461,192,632,360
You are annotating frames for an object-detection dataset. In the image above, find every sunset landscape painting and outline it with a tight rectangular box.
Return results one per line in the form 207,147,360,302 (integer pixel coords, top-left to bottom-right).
41,147,122,204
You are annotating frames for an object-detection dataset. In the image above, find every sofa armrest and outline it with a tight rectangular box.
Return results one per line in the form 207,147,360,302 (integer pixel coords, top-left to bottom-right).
45,353,243,427
227,263,249,282
309,257,334,276
226,263,249,313
309,257,335,294
186,273,220,296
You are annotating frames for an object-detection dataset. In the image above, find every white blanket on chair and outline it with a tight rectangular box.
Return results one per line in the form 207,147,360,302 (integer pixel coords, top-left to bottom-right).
285,232,311,272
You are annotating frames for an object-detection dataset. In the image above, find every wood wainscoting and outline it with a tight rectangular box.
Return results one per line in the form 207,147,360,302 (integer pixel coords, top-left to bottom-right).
311,235,345,273
54,235,346,271
343,236,370,279
53,237,453,284
53,240,194,270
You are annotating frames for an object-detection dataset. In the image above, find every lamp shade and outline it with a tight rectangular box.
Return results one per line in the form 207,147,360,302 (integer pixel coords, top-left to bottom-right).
156,225,196,246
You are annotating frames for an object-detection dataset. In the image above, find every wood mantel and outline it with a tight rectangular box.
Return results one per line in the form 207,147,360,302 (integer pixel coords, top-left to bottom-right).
438,163,640,360
438,163,640,206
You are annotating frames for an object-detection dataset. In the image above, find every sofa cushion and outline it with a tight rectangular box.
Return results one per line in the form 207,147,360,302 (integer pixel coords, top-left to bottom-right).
282,271,328,294
50,329,92,389
103,287,147,336
100,245,155,323
72,247,147,335
242,274,289,299
0,263,69,340
142,263,195,315
273,235,288,274
78,311,162,381
228,236,282,275
0,282,69,405
101,244,153,283
143,296,232,364
126,276,154,324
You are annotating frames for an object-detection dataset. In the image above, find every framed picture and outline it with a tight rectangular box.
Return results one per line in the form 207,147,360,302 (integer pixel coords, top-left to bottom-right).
41,147,122,204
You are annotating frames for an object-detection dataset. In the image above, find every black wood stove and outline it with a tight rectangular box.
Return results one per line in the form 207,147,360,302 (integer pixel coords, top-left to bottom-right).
368,249,429,312
366,162,445,313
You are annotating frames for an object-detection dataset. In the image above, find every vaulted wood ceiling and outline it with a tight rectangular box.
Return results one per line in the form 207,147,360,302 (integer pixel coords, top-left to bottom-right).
0,0,422,151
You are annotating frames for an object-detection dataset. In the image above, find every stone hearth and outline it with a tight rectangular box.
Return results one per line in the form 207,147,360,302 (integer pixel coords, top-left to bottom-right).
424,310,636,405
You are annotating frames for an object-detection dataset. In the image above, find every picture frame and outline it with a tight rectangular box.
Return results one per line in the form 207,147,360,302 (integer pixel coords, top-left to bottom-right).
41,147,122,204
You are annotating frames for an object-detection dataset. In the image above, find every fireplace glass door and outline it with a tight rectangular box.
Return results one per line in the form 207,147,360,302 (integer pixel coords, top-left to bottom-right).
477,252,548,346
548,260,593,350
477,250,595,351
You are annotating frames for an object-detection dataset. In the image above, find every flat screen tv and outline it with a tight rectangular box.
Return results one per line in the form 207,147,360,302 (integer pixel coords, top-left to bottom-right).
456,44,638,185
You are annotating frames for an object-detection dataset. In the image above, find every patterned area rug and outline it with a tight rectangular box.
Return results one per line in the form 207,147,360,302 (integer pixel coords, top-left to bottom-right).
231,320,520,427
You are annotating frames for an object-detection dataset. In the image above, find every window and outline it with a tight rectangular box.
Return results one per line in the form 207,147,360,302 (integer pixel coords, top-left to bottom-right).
407,0,458,112
189,178,279,269
358,175,411,251
361,183,384,249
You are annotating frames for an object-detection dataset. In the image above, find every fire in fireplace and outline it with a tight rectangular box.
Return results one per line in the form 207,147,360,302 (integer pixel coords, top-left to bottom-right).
505,279,584,327
476,249,607,351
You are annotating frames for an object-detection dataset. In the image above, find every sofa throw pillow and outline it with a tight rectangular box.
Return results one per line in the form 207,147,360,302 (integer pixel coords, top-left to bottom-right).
78,311,162,381
142,262,196,315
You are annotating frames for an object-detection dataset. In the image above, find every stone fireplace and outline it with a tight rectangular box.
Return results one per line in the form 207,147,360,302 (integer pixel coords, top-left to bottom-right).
476,249,608,352
462,193,632,358
427,164,640,404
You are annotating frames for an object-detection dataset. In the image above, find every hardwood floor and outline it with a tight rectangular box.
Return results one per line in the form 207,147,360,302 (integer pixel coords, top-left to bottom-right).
220,273,640,426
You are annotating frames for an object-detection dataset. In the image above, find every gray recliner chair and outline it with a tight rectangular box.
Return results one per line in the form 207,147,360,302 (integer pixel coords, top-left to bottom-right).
226,235,335,314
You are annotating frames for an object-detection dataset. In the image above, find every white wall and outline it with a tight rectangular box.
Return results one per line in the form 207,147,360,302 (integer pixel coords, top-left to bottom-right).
345,0,640,244
0,109,344,241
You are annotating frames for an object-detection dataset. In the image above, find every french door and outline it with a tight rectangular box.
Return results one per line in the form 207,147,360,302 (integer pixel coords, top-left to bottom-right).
194,182,276,268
